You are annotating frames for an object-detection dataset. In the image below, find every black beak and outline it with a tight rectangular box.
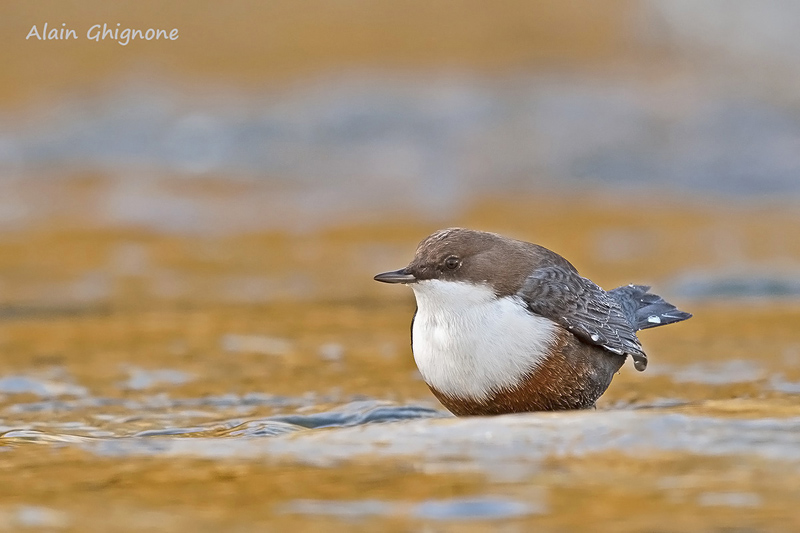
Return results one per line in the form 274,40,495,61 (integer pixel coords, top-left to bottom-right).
374,268,417,284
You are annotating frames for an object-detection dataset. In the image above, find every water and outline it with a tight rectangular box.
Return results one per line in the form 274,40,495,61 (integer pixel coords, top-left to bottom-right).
3,398,800,528
10,77,800,198
3,73,800,234
0,184,797,528
12,407,796,464
1,274,799,530
277,495,544,521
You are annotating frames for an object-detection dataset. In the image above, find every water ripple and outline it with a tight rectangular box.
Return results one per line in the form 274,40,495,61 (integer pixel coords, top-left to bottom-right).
5,404,800,474
129,401,445,438
3,410,794,469
278,496,542,521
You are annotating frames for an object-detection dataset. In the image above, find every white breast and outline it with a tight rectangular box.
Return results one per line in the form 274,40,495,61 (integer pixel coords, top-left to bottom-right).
410,279,558,401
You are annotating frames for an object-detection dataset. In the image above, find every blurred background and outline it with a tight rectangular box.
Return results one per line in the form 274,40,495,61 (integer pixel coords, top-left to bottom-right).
2,1,800,531
2,1,800,306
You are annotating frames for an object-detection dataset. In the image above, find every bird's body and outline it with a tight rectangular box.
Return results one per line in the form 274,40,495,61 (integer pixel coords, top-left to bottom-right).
374,228,691,416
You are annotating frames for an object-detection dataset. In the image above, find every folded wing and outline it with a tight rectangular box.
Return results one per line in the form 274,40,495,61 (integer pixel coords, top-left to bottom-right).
518,266,648,371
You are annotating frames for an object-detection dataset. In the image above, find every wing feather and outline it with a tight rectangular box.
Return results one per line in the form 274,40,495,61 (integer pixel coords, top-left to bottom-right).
518,266,648,370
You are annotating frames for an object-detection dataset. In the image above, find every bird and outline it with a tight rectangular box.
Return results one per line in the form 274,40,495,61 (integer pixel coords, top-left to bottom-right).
374,228,691,416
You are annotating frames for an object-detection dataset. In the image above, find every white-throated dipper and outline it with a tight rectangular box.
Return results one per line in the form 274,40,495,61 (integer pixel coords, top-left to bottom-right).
374,228,691,416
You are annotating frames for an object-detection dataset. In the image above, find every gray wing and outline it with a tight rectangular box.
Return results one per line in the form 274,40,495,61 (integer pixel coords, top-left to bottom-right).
518,266,648,371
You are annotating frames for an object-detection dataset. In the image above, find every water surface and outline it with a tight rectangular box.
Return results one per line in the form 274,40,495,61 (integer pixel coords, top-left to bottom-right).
1,204,799,531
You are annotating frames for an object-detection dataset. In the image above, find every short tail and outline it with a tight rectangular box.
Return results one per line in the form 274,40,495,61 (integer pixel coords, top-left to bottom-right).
610,284,692,331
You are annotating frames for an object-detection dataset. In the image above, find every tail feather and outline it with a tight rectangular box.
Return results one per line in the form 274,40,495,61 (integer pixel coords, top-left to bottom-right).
609,284,692,331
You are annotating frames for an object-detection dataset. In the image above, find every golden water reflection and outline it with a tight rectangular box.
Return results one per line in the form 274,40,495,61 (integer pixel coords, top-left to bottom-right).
1,194,799,531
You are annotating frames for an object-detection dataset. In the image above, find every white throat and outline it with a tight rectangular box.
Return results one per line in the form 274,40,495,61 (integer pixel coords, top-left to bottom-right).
410,279,558,401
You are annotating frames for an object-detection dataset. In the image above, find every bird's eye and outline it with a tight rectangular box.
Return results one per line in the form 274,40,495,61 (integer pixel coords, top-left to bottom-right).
444,256,461,270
